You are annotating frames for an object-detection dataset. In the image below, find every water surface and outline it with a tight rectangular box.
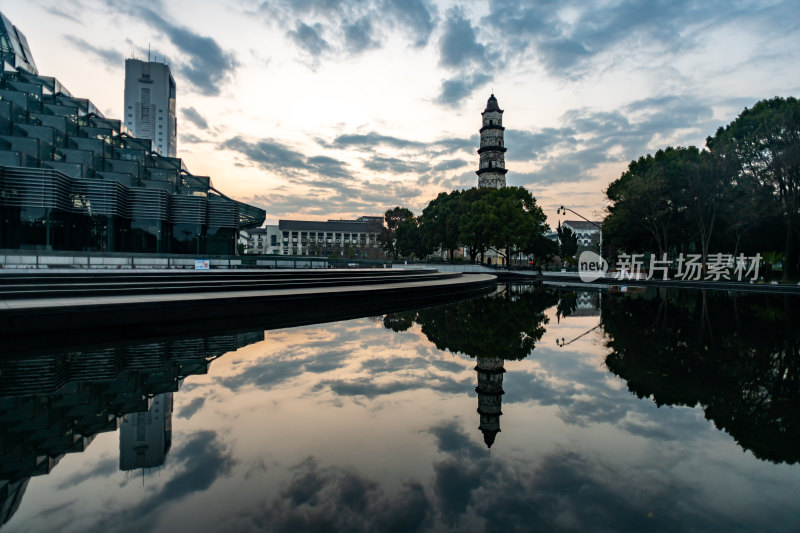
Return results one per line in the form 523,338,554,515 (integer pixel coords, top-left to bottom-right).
2,285,798,532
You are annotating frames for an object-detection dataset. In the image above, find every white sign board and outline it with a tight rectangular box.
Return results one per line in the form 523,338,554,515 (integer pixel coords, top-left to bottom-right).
195,259,210,270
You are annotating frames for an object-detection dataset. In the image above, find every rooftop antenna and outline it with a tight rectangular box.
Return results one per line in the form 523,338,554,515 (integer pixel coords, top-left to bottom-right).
148,44,151,62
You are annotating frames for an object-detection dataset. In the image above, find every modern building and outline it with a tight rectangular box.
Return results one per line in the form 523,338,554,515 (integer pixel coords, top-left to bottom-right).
0,12,36,75
562,220,602,248
476,94,507,189
0,12,264,255
123,58,176,157
241,216,384,258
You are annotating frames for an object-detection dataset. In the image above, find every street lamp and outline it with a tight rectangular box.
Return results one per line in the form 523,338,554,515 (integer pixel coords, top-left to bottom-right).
556,205,603,258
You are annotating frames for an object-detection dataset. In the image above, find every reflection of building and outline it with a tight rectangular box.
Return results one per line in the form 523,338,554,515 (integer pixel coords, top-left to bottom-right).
124,59,177,157
0,12,264,254
476,94,507,189
120,392,173,471
475,357,505,448
571,291,601,317
240,216,384,257
0,329,264,524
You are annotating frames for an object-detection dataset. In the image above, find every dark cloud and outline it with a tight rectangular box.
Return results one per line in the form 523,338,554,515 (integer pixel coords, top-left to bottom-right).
177,396,205,419
317,373,470,399
181,107,209,130
66,37,124,68
481,0,788,78
242,456,432,532
218,349,350,391
432,159,467,172
435,8,495,107
86,430,236,533
344,16,379,54
384,0,436,47
437,72,490,107
439,7,488,69
221,136,351,180
508,95,717,187
180,133,206,144
261,0,435,61
328,131,475,156
287,21,330,57
363,156,426,174
111,3,238,95
50,6,83,24
55,457,117,489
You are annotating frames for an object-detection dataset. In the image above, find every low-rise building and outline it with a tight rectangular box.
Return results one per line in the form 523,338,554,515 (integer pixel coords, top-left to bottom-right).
562,220,602,247
242,216,384,258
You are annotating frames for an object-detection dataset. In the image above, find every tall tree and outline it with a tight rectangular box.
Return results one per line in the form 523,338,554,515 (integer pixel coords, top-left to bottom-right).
420,191,462,260
557,223,578,258
707,97,800,280
381,206,414,260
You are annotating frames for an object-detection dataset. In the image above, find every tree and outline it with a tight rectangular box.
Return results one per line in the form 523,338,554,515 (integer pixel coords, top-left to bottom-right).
419,191,462,260
381,207,415,260
458,187,495,262
707,97,800,280
396,217,428,258
557,223,578,258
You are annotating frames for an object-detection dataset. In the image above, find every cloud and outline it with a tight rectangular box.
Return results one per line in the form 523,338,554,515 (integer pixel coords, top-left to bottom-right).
435,7,495,107
508,95,717,187
363,156,427,174
437,72,490,107
86,430,236,533
182,107,209,129
344,16,379,54
222,135,351,179
177,396,205,419
241,456,432,532
438,7,488,69
65,37,124,68
287,21,330,57
112,3,238,95
384,0,436,47
259,0,435,65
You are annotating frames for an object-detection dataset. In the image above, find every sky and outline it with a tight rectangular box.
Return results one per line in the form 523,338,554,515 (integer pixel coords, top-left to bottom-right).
2,0,799,227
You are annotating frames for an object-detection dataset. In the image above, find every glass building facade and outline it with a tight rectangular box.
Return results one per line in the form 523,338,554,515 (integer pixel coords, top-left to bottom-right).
0,13,265,255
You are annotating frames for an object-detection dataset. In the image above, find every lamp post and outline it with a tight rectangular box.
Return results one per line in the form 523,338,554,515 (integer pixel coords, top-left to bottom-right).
556,205,603,258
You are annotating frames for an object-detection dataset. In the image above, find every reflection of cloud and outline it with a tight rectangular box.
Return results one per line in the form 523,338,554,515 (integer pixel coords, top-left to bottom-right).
177,396,205,419
218,349,350,392
54,457,117,489
316,374,469,399
86,430,236,533
242,456,432,532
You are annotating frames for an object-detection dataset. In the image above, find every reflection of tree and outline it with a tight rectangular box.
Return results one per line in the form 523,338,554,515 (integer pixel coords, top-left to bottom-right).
602,290,800,464
556,290,577,321
385,285,558,360
384,285,558,448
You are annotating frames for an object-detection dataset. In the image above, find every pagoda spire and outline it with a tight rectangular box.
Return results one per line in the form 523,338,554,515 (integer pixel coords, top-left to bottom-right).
476,94,507,188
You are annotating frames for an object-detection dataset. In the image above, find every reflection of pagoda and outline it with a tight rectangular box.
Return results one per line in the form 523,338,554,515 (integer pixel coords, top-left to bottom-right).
475,357,506,448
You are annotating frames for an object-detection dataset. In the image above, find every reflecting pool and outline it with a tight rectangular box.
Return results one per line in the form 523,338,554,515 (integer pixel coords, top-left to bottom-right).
2,285,799,532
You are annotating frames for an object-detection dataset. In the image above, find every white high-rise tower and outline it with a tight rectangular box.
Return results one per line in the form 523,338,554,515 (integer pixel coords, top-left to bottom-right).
476,94,507,189
123,58,176,157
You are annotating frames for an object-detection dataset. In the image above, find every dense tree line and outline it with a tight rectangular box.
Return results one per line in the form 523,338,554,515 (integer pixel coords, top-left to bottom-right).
602,289,800,464
381,186,556,264
604,97,800,280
